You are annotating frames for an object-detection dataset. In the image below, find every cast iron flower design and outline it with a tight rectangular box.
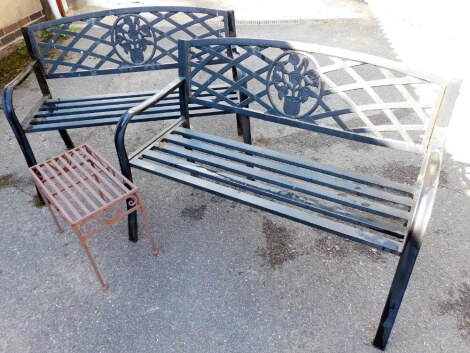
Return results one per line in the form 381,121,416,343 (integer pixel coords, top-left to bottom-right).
112,14,157,65
267,51,322,118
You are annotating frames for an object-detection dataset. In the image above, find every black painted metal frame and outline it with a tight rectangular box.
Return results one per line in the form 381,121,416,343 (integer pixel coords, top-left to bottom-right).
23,6,235,78
115,38,461,349
2,6,239,203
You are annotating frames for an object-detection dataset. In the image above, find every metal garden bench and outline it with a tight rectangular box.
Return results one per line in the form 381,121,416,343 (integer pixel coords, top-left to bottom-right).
2,7,240,178
115,38,461,349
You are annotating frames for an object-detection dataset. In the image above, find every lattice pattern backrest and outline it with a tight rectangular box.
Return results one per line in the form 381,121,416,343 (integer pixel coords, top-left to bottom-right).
183,39,448,153
23,7,233,78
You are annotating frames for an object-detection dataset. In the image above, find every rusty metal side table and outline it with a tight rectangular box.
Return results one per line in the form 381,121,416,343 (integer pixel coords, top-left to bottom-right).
29,144,158,290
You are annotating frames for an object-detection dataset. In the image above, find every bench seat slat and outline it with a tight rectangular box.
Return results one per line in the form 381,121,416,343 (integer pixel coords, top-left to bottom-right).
163,134,414,208
149,142,410,220
31,103,212,123
131,157,403,254
44,90,157,105
36,95,236,117
141,149,408,237
172,127,416,195
35,102,182,119
38,96,173,114
40,86,235,111
25,108,217,132
25,87,237,132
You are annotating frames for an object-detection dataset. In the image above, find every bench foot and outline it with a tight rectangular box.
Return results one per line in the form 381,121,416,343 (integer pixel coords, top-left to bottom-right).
373,236,421,350
59,129,75,150
33,193,45,206
182,119,190,129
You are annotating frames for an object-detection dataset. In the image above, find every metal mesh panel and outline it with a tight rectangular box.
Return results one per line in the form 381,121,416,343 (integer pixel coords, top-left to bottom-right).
25,7,231,78
186,40,444,153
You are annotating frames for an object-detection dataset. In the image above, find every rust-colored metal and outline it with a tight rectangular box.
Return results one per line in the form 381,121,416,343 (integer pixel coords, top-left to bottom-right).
29,144,158,290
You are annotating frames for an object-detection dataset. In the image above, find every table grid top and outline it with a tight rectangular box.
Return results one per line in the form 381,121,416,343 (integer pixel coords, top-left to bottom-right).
30,144,137,224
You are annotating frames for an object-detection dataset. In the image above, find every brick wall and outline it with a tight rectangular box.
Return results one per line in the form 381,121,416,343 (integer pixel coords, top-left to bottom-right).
0,0,46,49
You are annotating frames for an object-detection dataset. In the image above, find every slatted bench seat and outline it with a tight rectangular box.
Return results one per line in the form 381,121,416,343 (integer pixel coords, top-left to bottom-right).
115,38,461,349
132,126,412,253
26,85,238,132
3,6,241,174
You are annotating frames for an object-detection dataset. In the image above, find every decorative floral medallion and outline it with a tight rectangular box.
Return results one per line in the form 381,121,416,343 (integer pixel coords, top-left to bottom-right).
112,14,157,65
267,51,322,118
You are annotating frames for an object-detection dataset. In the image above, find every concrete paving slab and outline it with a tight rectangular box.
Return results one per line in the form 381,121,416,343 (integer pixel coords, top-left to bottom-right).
67,0,368,21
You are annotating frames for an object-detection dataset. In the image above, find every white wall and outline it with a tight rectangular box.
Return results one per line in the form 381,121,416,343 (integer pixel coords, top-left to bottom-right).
0,0,43,28
366,0,469,164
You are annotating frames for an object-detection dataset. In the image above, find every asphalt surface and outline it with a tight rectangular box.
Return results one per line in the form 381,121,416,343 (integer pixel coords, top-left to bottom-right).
0,2,468,353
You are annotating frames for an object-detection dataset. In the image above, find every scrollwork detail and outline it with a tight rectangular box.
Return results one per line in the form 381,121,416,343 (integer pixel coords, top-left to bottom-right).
127,195,138,208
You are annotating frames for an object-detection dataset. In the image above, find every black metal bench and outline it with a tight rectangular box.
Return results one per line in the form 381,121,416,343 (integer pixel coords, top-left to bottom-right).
2,6,240,174
116,38,461,349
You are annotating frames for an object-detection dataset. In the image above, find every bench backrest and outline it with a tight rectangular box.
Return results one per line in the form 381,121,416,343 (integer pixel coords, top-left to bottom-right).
179,38,459,155
22,7,235,79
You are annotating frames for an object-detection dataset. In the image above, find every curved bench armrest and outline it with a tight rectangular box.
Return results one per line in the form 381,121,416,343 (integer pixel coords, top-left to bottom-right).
4,60,37,90
2,60,48,167
2,60,38,117
406,150,442,247
406,77,462,247
115,77,186,182
373,148,443,349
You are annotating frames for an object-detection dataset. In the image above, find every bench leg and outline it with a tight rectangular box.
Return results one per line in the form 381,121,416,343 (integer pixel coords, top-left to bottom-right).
59,129,75,150
236,115,243,136
22,143,45,204
127,208,139,243
3,110,44,203
121,165,138,243
4,113,37,168
237,89,250,141
373,236,421,349
115,133,139,243
241,116,252,144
